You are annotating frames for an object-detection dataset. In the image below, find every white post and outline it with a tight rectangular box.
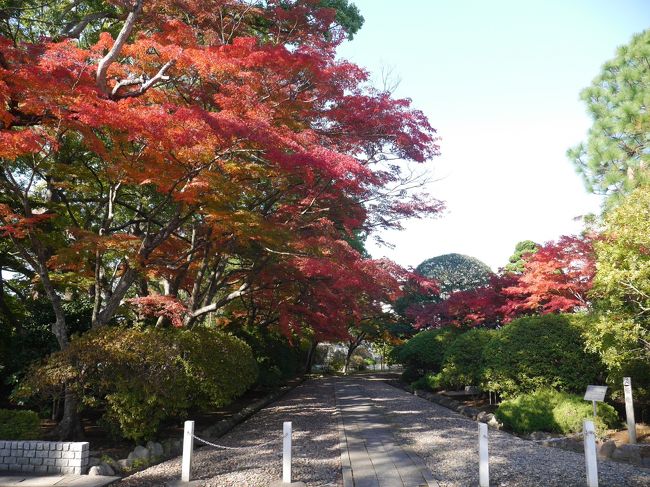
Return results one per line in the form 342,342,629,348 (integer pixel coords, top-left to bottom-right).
478,422,489,487
623,377,637,444
283,421,292,484
182,420,194,482
583,420,598,487
592,400,597,417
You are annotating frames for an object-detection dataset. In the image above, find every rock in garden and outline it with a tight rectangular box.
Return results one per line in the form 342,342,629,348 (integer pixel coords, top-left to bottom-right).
128,445,151,461
99,461,115,476
598,440,616,458
146,440,164,458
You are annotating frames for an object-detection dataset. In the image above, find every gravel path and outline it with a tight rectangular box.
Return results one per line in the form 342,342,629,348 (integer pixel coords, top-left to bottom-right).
118,375,650,486
117,377,342,487
356,375,650,487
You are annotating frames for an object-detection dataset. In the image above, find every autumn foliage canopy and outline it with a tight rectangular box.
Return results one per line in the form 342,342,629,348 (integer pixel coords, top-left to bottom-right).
409,235,596,329
0,0,444,346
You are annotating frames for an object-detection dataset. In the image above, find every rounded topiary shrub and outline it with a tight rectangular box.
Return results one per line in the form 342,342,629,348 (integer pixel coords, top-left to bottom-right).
17,326,257,441
439,328,495,389
0,409,40,439
495,389,619,436
483,314,604,398
393,327,460,378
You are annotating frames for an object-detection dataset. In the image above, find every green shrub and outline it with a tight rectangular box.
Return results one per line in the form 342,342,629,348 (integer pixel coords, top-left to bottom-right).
392,327,459,378
17,326,257,441
483,314,604,398
495,389,619,436
439,328,495,389
0,409,40,439
400,367,421,384
235,327,307,388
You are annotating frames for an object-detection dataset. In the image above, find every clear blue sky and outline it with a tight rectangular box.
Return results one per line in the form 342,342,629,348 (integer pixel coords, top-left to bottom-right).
337,0,650,271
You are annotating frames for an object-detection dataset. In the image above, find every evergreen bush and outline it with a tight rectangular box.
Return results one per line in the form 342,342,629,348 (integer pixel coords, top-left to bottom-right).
392,327,459,378
483,314,603,398
0,409,40,439
439,328,494,389
495,389,619,436
16,326,257,441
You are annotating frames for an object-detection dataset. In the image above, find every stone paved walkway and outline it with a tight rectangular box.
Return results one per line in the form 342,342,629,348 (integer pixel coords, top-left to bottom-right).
0,474,119,487
335,378,437,487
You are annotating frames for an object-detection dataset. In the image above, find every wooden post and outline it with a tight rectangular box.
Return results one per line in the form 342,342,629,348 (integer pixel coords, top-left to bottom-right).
623,377,637,444
283,421,292,484
181,420,194,482
583,420,598,487
478,422,489,487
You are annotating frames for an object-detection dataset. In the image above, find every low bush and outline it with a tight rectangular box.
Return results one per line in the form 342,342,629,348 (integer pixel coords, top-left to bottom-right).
17,326,257,441
483,314,604,398
439,328,495,389
0,409,40,439
392,327,459,378
495,389,619,436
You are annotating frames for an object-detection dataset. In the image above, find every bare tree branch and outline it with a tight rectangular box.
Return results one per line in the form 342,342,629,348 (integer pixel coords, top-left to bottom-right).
96,0,144,97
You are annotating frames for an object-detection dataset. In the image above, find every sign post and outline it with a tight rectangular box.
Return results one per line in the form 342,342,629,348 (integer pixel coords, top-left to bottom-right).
623,377,637,444
478,423,489,487
583,420,599,487
181,420,194,482
583,385,607,417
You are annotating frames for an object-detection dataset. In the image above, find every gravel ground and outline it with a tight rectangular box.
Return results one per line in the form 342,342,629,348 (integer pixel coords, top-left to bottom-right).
118,375,650,486
357,375,650,487
117,377,342,487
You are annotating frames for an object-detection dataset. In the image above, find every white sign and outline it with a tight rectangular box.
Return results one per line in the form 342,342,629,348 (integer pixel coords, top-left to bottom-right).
584,385,607,402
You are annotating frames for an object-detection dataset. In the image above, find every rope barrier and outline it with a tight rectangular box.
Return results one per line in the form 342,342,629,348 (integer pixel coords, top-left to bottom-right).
191,432,289,450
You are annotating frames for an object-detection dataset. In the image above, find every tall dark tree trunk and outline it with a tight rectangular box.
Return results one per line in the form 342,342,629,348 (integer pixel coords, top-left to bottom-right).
50,387,84,440
305,340,319,373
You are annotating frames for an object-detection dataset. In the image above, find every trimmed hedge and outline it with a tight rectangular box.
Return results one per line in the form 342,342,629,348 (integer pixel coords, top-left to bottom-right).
0,409,40,440
393,327,459,379
17,326,257,441
439,328,495,389
483,314,604,398
495,389,619,436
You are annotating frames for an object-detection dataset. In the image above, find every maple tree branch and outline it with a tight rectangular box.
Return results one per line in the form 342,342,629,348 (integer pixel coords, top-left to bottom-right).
63,11,117,38
96,0,144,97
112,59,174,99
190,282,252,320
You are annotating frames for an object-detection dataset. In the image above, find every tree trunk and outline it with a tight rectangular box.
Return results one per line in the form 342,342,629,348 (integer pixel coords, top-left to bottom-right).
305,340,319,373
343,345,356,375
49,386,84,440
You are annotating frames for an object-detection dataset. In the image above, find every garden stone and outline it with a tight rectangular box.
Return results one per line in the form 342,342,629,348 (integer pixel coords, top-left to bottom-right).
129,445,151,461
118,458,133,470
487,415,502,429
146,440,164,458
103,455,120,472
529,431,552,441
612,444,642,464
99,461,115,476
88,466,103,476
598,440,616,459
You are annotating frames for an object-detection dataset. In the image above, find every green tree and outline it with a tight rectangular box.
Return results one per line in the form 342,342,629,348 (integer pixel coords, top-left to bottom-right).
416,253,493,297
504,240,539,274
584,185,650,399
567,29,650,197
